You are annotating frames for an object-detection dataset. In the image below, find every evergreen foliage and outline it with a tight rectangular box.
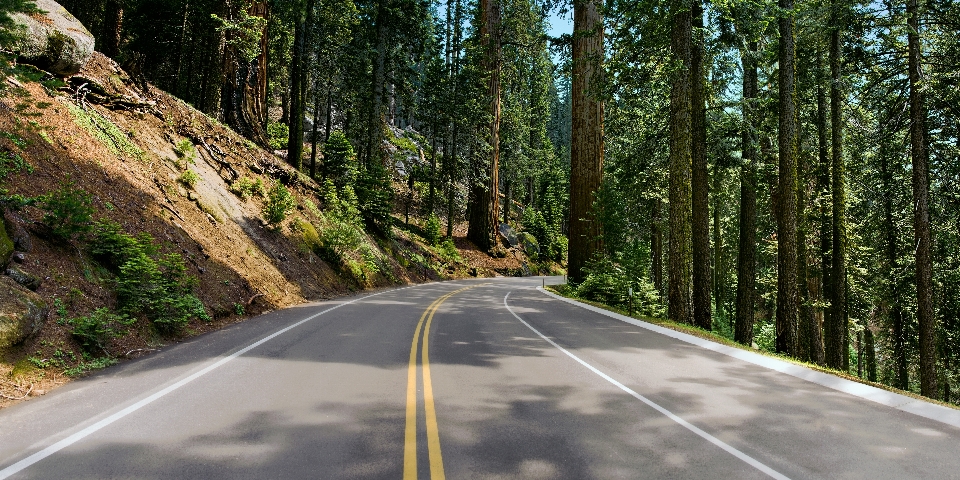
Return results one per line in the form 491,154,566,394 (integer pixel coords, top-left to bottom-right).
263,181,296,226
90,221,208,332
41,182,94,241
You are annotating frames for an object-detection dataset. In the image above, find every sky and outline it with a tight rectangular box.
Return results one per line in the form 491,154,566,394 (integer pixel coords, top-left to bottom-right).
546,9,573,40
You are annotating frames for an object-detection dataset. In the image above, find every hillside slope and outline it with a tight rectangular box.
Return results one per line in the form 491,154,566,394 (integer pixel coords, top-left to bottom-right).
0,52,534,406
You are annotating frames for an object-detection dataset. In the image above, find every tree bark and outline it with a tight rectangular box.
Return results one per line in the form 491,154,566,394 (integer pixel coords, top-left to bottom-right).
908,0,937,398
865,326,878,382
691,0,711,330
101,1,123,59
669,0,693,324
735,42,758,346
286,0,309,169
797,144,813,362
776,0,799,356
222,1,269,148
880,144,908,389
815,58,830,366
367,3,390,167
713,168,724,319
567,0,605,282
468,0,502,252
652,198,664,296
823,11,848,370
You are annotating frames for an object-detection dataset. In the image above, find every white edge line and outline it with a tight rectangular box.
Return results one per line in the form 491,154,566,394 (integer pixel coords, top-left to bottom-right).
503,291,790,480
536,286,960,430
0,283,443,479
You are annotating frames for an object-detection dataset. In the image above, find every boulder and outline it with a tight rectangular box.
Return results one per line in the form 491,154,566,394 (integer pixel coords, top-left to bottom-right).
6,266,41,291
3,210,32,252
0,276,47,348
498,223,519,248
11,0,95,76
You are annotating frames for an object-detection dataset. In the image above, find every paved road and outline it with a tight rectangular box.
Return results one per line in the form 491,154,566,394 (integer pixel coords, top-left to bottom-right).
1,277,959,479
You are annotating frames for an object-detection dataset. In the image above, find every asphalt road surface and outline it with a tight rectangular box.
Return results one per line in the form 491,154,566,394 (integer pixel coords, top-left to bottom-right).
1,277,959,479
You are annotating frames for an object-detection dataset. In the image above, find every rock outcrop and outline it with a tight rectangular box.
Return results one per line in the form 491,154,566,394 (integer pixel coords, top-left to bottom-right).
11,0,95,76
0,276,47,348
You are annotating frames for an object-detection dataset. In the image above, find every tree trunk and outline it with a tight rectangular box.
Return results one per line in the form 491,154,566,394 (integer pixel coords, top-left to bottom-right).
668,0,693,324
101,1,123,59
652,198,664,296
310,85,322,178
865,327,878,382
367,6,390,167
735,43,758,346
567,0,605,281
815,59,830,366
776,0,799,356
908,0,937,398
221,1,270,148
824,12,848,370
467,0,502,252
691,0,711,331
286,1,307,169
797,145,813,361
504,179,512,223
881,145,908,389
713,169,724,319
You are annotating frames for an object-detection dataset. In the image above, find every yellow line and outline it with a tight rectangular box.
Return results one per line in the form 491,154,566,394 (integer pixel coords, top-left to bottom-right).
403,285,483,480
404,294,445,480
423,295,446,480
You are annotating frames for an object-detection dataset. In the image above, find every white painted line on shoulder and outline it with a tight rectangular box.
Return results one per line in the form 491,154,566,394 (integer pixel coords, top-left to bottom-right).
0,284,426,480
504,291,791,480
536,286,960,429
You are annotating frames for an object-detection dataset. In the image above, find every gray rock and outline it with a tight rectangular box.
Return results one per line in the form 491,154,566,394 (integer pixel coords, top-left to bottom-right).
11,252,26,264
11,0,96,76
3,210,32,253
498,223,519,248
0,276,47,348
6,266,41,291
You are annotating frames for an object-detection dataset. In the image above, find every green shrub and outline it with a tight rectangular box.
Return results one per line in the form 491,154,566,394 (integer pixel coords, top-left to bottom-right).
322,131,357,189
174,139,197,165
424,213,442,246
41,182,94,240
263,181,296,226
575,255,663,318
267,121,288,150
755,321,776,352
69,308,134,354
355,162,393,233
0,149,32,181
437,237,461,263
230,176,263,199
179,169,200,189
90,221,207,332
548,235,568,263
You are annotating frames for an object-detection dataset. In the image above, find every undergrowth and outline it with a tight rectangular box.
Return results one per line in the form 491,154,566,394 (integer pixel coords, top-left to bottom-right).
90,220,209,332
63,99,144,160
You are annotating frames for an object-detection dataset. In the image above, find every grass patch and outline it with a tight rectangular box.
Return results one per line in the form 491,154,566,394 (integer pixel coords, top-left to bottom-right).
63,99,144,160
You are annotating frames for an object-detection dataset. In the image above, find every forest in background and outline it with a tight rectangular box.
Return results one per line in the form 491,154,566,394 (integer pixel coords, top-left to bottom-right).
3,0,960,404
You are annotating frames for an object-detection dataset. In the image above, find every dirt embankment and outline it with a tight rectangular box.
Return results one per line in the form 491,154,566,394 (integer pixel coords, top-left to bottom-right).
0,52,532,407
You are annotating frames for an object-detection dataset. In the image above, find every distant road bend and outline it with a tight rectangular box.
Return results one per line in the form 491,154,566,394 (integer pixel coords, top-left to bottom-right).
1,277,959,479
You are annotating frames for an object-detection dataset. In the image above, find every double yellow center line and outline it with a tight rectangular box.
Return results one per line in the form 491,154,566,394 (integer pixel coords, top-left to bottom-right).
404,285,480,480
